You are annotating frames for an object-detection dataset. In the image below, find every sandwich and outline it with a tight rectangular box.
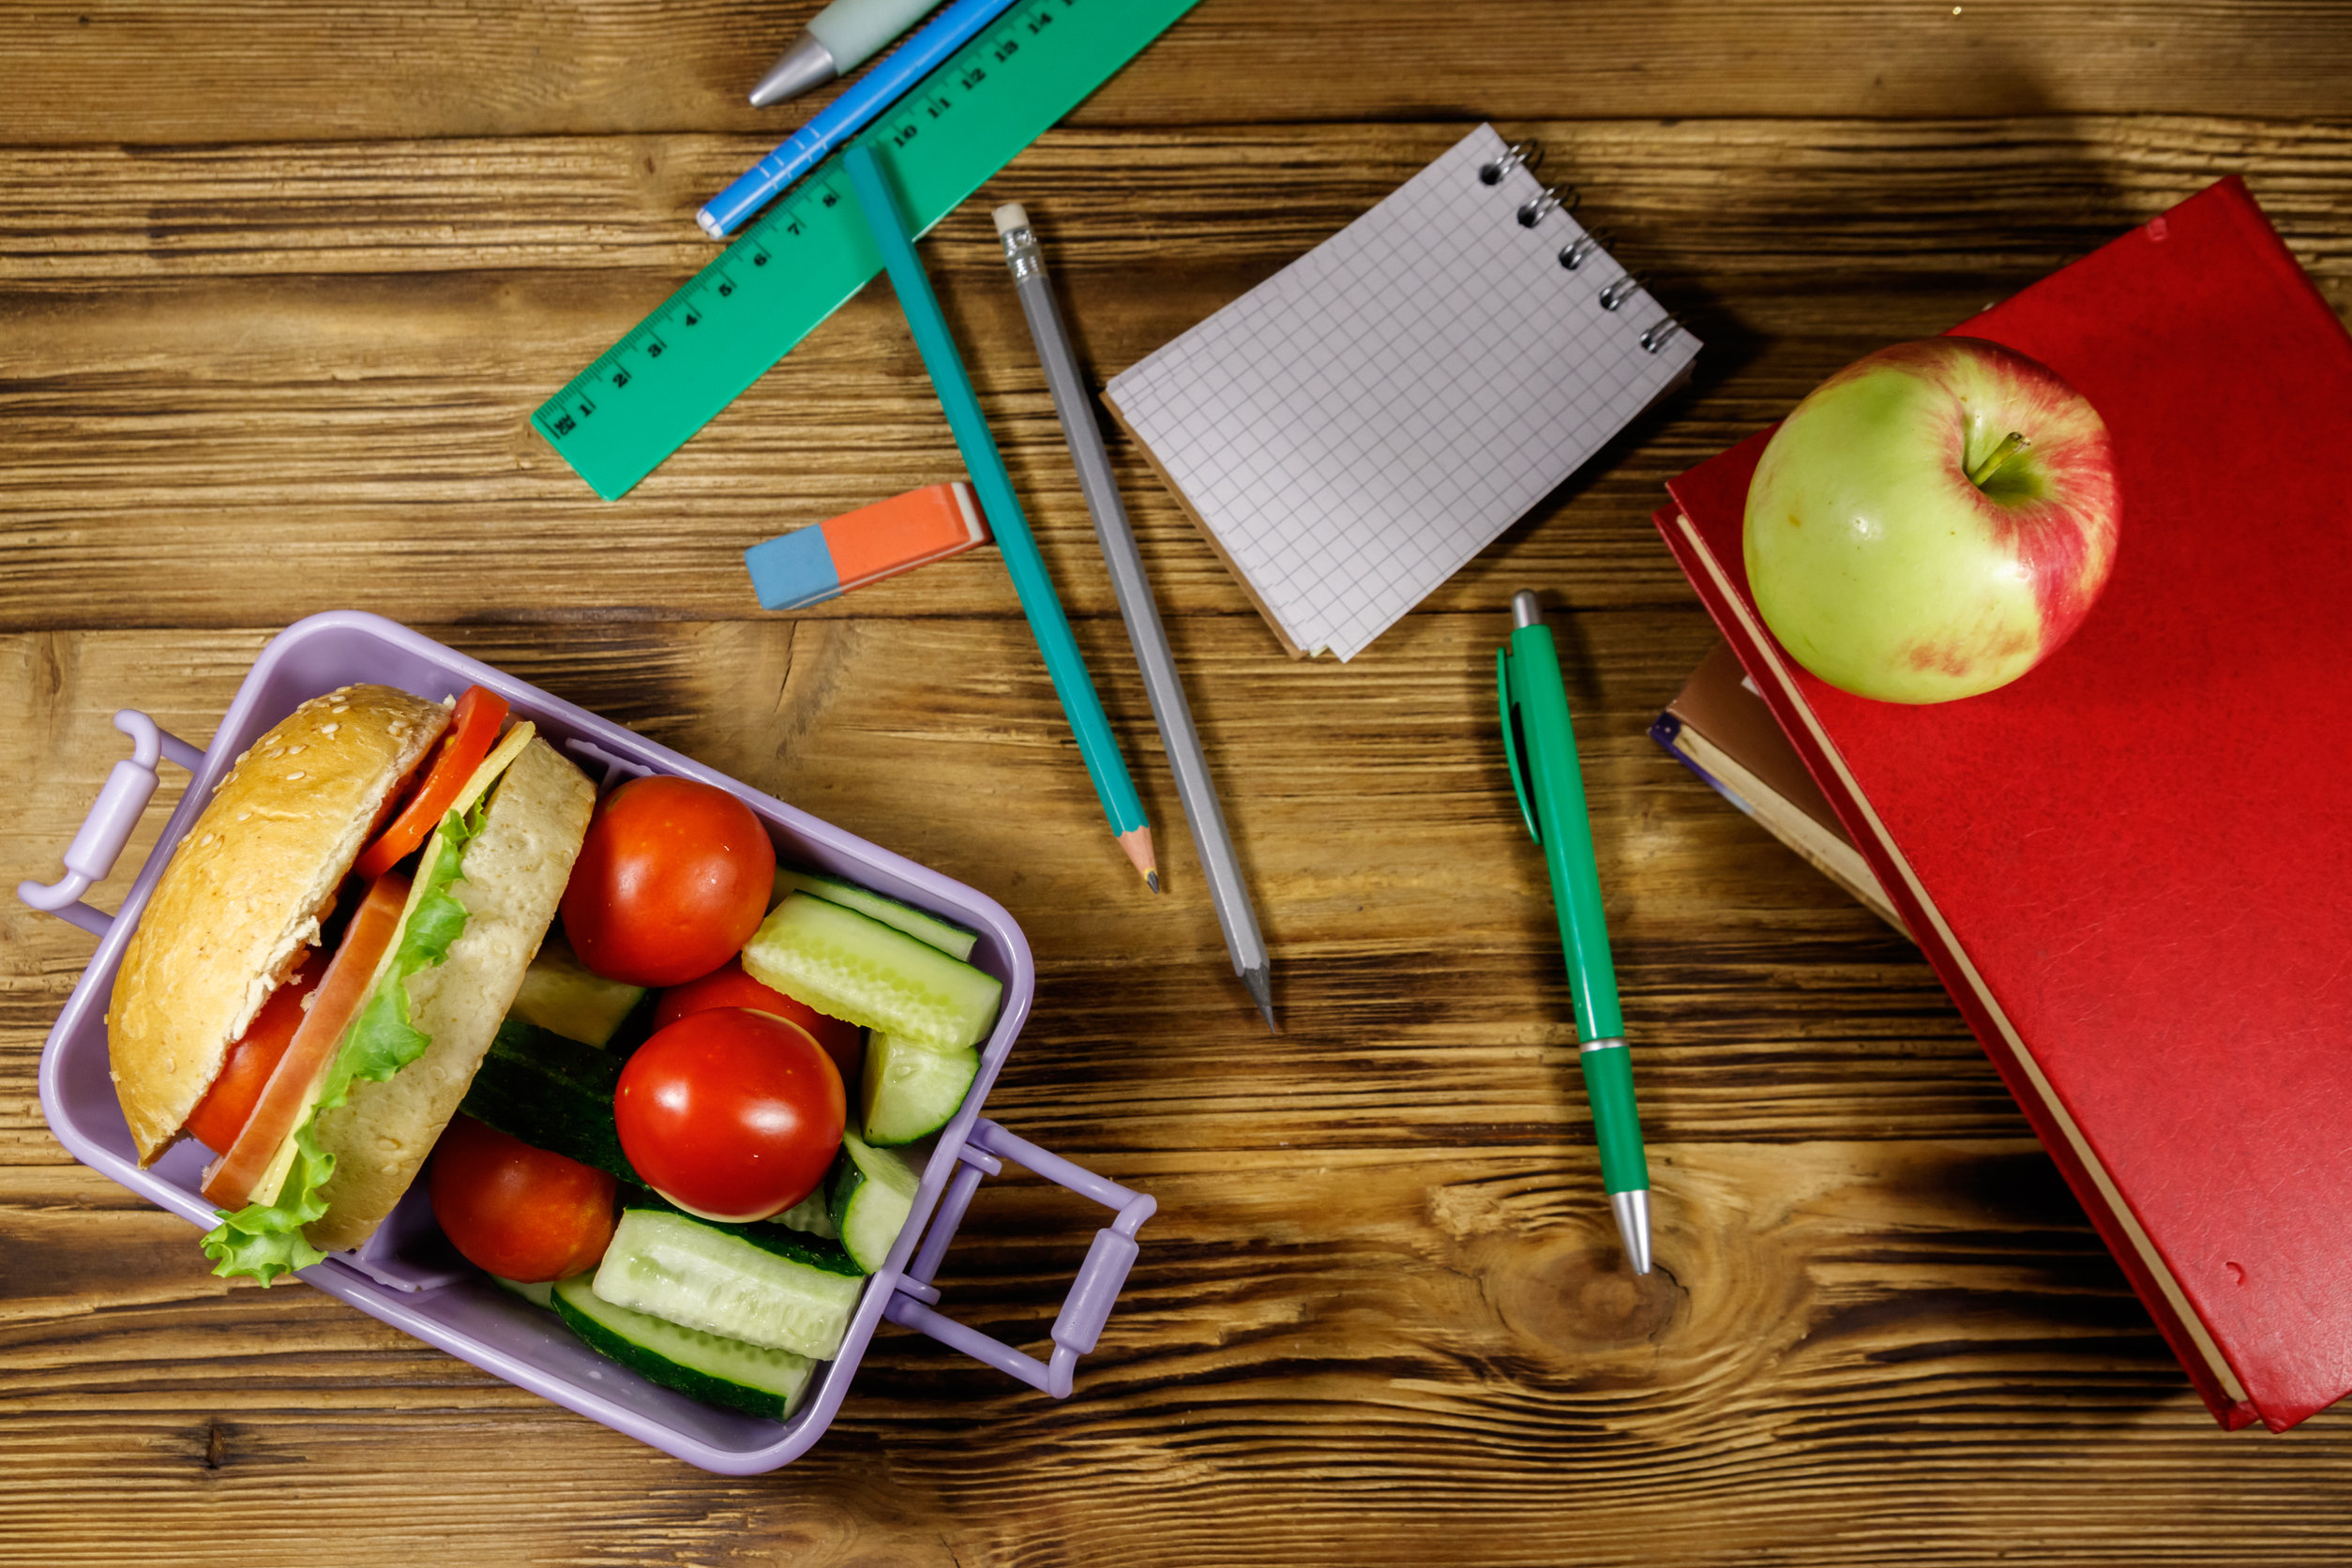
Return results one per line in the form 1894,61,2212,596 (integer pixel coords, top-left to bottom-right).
107,682,595,1282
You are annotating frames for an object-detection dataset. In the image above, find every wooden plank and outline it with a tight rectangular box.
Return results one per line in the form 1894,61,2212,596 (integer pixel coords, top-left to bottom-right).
23,625,2287,1563
3,0,2351,145
2,1140,2344,1567
13,2,2352,1554
3,119,2347,633
2,617,1941,1081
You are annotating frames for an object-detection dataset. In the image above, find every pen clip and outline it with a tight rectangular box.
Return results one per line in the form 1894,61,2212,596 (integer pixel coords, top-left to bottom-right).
1496,646,1540,845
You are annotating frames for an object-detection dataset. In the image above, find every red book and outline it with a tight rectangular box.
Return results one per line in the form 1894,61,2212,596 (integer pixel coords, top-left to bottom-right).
1655,178,2352,1432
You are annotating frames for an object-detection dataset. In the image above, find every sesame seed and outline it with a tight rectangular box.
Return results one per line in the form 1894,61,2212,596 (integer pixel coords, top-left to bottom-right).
286,770,305,781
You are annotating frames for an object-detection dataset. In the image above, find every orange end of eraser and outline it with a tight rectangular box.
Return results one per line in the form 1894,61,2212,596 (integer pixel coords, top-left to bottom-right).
827,481,988,585
744,481,990,611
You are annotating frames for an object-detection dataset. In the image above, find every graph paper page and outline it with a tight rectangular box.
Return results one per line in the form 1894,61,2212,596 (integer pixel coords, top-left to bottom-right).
1107,124,1699,660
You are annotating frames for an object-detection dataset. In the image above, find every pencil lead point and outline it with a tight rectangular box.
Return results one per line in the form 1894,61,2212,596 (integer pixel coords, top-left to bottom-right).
1115,826,1157,888
1242,966,1274,1032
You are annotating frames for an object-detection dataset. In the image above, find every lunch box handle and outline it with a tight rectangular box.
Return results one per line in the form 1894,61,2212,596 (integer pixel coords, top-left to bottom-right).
882,1118,1154,1398
17,711,206,940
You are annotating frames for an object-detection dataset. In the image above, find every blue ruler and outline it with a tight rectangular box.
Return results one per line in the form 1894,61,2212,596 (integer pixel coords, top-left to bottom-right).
534,0,1199,501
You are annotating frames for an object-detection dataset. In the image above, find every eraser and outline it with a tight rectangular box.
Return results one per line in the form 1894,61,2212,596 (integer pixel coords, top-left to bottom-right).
745,481,990,611
992,203,1030,236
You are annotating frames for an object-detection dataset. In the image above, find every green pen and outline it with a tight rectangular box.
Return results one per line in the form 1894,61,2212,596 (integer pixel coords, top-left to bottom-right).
1497,589,1652,1274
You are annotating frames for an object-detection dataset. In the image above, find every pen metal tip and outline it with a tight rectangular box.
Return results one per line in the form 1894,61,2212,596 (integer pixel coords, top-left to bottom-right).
1610,1189,1652,1275
748,33,837,108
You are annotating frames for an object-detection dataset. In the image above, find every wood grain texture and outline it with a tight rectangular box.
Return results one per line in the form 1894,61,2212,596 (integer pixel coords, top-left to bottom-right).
8,1,2352,1563
5,119,2348,633
5,0,2352,144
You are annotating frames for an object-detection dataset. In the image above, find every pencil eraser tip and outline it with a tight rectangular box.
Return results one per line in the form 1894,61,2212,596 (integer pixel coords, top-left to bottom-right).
992,203,1029,236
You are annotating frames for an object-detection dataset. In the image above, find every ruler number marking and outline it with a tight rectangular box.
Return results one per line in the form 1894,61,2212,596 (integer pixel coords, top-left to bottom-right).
542,0,1189,489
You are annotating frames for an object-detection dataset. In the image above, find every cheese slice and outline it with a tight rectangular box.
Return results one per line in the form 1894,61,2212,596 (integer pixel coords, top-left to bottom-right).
245,724,538,1206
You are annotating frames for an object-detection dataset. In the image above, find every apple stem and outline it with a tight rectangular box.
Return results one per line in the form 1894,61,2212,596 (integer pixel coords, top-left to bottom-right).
1968,430,2032,488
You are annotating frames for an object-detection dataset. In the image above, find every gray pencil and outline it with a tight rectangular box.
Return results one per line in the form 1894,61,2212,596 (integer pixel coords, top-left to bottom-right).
994,202,1274,1031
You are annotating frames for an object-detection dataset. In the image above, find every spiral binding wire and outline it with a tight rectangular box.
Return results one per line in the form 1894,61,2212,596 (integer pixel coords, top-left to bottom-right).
1479,142,1542,186
1517,184,1578,228
1480,136,1684,354
1557,229,1611,272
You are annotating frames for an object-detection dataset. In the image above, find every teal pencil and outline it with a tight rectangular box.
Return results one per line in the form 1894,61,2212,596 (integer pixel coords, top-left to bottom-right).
840,144,1157,888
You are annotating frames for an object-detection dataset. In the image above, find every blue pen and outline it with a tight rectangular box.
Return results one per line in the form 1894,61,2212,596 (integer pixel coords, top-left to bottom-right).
698,0,1025,238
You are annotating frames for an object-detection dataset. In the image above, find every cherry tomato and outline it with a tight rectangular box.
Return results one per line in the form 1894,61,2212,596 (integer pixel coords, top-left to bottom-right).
355,686,509,879
653,958,863,1086
185,951,322,1153
561,776,777,987
429,1114,618,1283
614,1008,844,1223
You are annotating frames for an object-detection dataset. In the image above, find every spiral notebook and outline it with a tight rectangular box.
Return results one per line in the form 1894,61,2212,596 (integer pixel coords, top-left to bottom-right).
1104,123,1699,661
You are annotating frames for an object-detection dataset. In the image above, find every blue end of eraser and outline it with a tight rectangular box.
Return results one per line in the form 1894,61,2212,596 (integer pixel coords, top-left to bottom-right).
745,526,843,611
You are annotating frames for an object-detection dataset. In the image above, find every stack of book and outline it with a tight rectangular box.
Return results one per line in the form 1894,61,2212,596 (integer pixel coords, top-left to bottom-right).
1649,177,2352,1433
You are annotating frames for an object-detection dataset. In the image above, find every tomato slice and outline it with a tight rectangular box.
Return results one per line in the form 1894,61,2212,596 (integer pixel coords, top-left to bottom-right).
202,871,413,1209
185,952,324,1153
353,686,508,881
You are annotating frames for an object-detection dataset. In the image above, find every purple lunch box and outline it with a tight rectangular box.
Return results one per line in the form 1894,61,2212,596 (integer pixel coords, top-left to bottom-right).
16,610,1153,1474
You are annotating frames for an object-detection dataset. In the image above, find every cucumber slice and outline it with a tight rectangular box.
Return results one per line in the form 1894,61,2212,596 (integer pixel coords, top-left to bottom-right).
774,1183,840,1241
772,867,980,960
618,1184,858,1270
509,934,648,1048
460,1018,635,1184
593,1208,865,1361
492,1275,554,1309
554,1274,815,1423
743,894,1003,1052
830,1131,920,1274
860,1033,979,1147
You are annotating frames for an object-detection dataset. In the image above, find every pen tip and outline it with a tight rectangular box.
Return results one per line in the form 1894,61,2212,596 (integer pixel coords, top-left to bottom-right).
748,33,837,108
1610,1189,1653,1275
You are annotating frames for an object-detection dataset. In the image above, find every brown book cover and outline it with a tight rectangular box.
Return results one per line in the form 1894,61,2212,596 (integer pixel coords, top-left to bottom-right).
1651,642,1905,932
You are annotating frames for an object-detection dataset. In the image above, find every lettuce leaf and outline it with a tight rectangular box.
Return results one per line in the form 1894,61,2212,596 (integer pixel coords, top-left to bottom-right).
201,792,493,1285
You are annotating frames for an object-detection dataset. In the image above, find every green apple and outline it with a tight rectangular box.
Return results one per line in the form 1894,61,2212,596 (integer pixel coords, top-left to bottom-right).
1742,337,2121,703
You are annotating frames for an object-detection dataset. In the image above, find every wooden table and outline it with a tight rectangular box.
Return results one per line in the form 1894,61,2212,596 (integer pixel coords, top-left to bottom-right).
7,3,2351,1561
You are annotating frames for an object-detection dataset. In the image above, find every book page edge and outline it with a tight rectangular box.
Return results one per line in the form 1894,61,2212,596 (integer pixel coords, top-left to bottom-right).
1100,395,1314,660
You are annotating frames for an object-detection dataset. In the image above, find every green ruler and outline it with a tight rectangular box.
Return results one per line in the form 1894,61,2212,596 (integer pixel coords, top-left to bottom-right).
535,0,1198,501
